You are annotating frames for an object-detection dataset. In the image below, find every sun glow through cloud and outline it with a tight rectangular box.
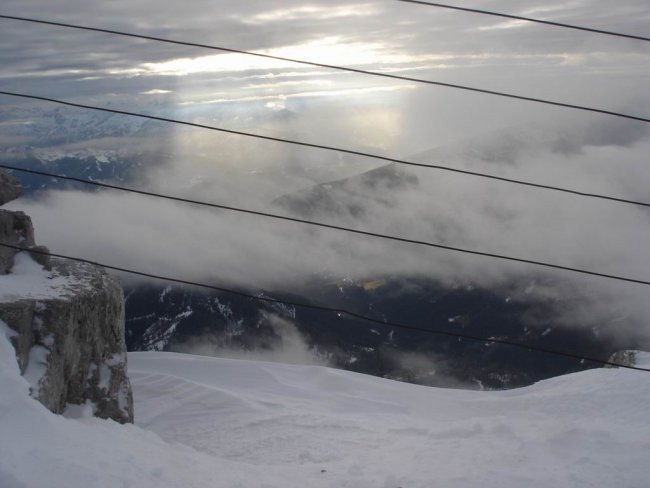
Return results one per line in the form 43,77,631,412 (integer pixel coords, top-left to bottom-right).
178,83,417,106
242,4,379,24
108,37,469,79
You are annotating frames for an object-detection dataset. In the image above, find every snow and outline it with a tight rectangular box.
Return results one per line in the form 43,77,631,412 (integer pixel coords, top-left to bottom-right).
23,344,49,396
0,322,286,488
0,253,79,302
159,285,173,302
97,364,111,390
130,352,650,488
213,297,233,320
63,400,97,419
1,322,650,487
32,147,117,164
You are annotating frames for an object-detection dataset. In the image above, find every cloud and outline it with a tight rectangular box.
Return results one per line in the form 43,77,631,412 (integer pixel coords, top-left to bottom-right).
1,0,647,109
242,4,379,24
140,89,172,95
171,312,329,366
1,0,649,345
382,350,476,389
179,83,416,106
5,116,650,343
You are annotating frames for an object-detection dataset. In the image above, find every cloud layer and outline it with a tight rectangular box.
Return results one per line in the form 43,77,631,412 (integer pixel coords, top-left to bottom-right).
1,1,649,341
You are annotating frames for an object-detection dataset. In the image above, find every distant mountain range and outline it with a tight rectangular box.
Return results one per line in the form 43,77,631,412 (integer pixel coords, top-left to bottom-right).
0,104,166,145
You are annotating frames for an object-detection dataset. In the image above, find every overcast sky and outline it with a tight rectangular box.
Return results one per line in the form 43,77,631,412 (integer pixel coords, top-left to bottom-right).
2,1,650,338
1,0,648,150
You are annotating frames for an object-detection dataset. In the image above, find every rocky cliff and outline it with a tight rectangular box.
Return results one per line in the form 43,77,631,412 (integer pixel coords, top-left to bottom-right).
0,170,133,423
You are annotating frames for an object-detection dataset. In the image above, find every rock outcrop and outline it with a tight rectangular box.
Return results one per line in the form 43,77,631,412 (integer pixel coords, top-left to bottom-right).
605,350,638,368
0,170,133,423
0,170,22,205
0,209,51,273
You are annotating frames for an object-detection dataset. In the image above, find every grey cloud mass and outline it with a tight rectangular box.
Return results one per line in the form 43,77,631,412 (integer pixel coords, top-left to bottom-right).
1,1,649,341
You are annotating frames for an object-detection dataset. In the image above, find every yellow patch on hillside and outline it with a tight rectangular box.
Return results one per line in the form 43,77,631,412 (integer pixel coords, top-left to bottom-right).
362,279,386,291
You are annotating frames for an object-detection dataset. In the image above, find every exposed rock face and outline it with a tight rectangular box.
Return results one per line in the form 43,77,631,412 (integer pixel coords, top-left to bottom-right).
0,170,22,205
0,169,49,273
0,257,134,423
606,350,638,368
0,208,51,272
0,169,133,423
0,209,36,273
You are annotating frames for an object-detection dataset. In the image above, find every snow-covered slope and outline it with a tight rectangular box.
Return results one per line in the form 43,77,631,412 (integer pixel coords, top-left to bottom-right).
0,324,291,488
2,323,649,487
130,352,650,487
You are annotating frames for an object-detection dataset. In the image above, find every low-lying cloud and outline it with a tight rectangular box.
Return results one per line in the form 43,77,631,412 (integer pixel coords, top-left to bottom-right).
6,116,650,343
172,312,329,366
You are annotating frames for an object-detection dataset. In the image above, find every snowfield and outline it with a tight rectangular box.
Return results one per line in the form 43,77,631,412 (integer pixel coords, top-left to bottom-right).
1,323,649,487
0,253,80,302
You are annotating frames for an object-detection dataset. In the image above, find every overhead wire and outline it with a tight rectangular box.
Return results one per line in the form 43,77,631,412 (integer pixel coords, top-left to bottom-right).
0,14,648,123
1,91,649,211
0,11,648,375
3,163,650,288
396,1,650,42
1,242,647,372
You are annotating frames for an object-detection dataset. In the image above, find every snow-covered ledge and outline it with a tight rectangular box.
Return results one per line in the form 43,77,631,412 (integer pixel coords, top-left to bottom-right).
0,169,133,423
0,253,133,423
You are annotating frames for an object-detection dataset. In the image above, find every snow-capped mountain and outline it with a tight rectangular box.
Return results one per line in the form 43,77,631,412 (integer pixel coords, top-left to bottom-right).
0,104,169,192
0,149,144,193
0,105,167,146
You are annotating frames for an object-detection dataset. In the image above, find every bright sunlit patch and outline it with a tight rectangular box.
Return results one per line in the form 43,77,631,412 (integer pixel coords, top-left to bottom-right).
477,19,529,31
112,53,287,77
265,100,287,111
245,79,333,90
521,1,584,16
107,36,585,81
178,83,417,106
346,109,404,151
242,3,379,24
108,37,455,78
140,89,172,95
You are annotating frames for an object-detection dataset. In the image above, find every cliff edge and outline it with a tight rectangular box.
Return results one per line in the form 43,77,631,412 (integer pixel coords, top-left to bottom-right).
0,170,133,423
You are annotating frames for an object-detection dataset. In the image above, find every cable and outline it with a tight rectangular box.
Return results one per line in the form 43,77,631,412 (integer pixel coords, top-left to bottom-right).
1,91,649,211
1,242,647,372
3,163,650,288
396,1,650,42
0,15,648,123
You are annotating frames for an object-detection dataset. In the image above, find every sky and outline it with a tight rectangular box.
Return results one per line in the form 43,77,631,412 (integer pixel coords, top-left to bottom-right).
1,1,649,338
1,0,648,148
